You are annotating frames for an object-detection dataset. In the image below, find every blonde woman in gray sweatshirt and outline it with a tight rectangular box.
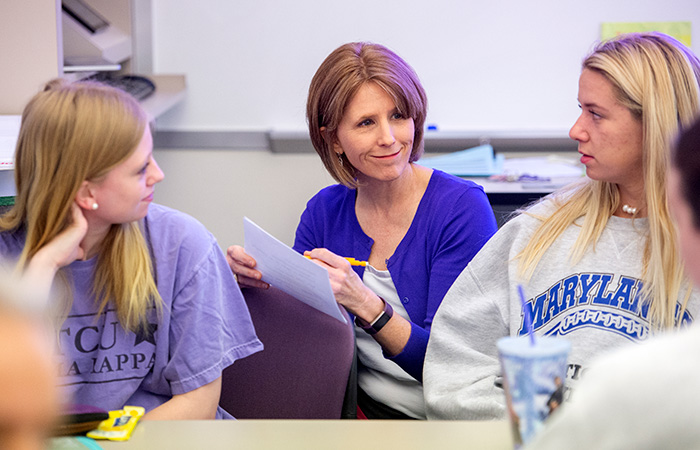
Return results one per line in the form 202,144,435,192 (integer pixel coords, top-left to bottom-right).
424,32,700,420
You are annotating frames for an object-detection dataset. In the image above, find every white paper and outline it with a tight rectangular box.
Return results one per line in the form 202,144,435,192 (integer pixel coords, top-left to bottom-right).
0,115,21,170
501,156,583,178
243,217,347,324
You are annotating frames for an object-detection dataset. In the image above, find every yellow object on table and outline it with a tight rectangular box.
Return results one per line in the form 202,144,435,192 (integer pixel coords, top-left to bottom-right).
86,406,145,442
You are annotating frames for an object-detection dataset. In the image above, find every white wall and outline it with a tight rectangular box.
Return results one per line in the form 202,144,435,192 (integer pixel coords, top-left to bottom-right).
151,0,700,133
148,0,700,247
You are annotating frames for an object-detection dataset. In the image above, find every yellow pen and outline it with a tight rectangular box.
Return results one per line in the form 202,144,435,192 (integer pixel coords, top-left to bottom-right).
344,257,368,267
304,255,368,266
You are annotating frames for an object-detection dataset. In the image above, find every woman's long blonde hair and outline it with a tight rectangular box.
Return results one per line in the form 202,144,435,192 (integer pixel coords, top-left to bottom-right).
0,79,161,333
516,32,700,329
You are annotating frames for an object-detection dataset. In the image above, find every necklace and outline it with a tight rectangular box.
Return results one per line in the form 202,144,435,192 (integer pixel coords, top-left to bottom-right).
622,204,638,215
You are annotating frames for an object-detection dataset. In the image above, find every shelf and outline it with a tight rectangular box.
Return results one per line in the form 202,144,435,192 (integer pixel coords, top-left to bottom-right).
62,1,186,120
140,74,186,120
0,74,186,199
61,72,187,120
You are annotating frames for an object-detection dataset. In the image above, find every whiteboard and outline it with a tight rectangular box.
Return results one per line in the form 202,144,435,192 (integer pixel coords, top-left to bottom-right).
151,0,700,137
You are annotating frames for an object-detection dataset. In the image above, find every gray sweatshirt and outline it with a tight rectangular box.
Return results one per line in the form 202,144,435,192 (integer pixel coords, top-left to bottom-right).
424,200,700,420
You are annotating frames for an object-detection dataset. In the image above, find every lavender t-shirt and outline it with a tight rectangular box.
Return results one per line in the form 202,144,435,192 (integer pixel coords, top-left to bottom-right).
0,204,263,418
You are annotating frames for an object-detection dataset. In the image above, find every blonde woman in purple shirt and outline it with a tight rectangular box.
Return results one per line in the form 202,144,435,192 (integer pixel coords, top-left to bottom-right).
0,80,262,419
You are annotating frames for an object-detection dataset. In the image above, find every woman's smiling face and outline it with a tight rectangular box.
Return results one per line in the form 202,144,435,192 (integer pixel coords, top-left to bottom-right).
333,82,415,184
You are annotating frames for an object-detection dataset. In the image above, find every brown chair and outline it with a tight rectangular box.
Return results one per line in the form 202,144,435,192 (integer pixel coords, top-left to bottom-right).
220,286,356,419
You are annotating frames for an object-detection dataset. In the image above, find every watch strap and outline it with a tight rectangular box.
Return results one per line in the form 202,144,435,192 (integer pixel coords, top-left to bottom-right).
355,298,394,335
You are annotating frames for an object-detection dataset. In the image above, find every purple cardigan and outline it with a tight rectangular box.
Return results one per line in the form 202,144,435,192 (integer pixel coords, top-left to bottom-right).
293,170,497,381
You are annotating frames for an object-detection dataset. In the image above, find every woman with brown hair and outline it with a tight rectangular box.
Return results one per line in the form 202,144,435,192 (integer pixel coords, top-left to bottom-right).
228,42,497,419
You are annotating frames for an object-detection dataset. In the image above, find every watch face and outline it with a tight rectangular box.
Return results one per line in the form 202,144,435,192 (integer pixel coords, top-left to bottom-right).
370,311,391,334
355,298,394,334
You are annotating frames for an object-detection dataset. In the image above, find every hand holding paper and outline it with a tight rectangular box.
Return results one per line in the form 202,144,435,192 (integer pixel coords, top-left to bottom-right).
227,244,269,289
243,217,347,323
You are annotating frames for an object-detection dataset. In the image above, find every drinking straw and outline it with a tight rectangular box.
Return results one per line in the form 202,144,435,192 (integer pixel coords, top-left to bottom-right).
518,284,535,346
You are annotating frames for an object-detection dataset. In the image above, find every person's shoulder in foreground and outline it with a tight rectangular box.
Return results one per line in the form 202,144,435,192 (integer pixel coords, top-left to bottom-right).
527,324,700,450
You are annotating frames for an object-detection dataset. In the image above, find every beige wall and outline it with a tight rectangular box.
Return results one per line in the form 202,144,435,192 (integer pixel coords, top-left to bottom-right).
152,148,335,250
0,0,61,115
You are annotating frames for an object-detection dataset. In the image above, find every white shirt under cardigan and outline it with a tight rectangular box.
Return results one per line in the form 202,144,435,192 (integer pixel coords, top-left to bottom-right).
356,264,426,419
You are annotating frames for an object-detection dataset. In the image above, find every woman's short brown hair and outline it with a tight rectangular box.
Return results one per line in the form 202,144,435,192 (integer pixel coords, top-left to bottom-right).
306,42,428,187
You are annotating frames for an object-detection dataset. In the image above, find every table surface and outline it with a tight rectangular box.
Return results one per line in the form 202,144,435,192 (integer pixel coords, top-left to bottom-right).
88,419,512,450
463,175,582,194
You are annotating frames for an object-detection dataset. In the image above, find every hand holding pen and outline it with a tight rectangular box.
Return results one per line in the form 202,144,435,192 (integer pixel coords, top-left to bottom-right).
226,244,367,290
303,249,381,319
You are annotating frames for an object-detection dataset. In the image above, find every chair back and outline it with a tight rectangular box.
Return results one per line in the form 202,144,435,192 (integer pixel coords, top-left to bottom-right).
220,286,356,419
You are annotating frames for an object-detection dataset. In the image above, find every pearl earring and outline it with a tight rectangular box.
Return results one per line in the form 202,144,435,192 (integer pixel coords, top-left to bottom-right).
92,203,99,211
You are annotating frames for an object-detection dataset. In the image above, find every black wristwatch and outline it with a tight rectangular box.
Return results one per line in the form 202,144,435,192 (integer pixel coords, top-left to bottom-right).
355,298,394,335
